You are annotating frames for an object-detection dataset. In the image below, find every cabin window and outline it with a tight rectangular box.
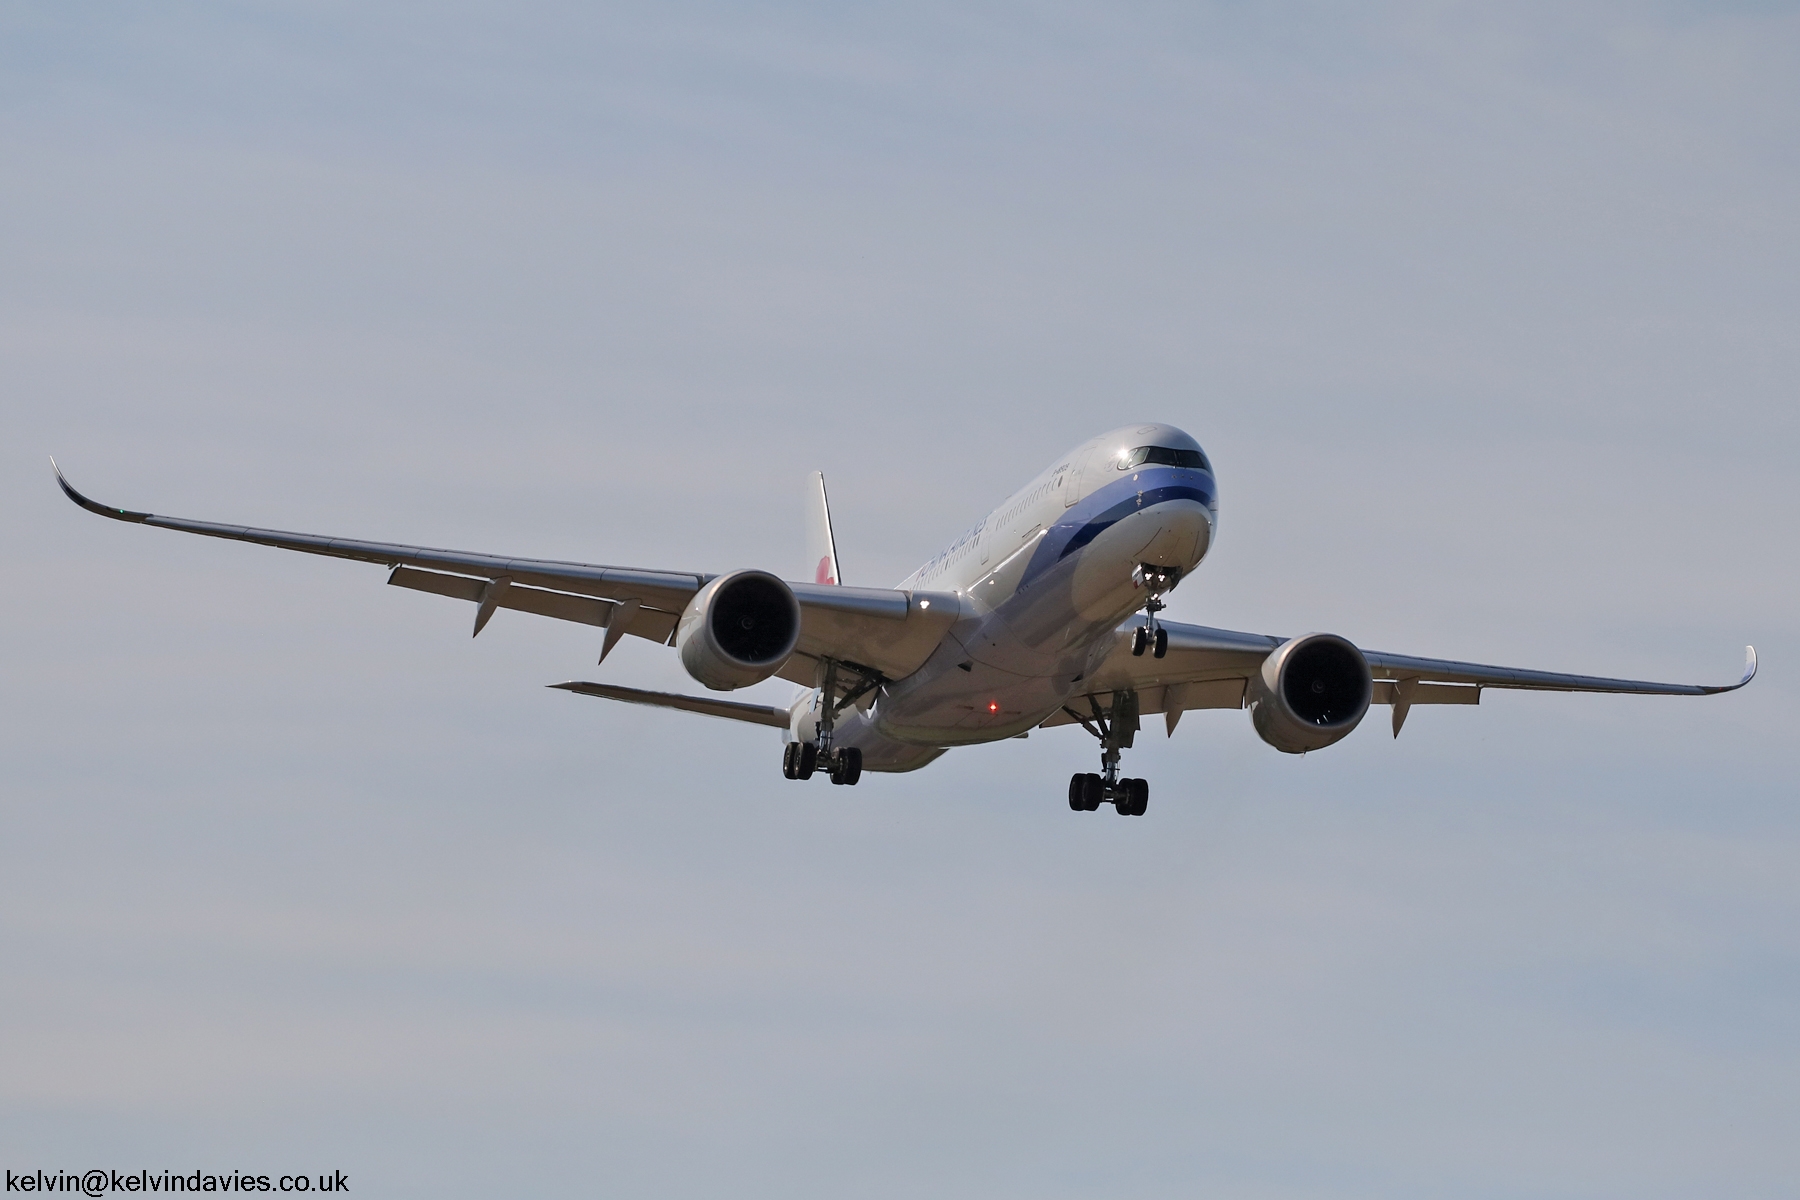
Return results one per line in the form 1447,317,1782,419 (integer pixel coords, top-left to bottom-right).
1117,445,1211,471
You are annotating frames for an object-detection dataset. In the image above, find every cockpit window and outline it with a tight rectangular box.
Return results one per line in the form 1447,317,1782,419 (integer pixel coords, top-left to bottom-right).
1118,445,1211,472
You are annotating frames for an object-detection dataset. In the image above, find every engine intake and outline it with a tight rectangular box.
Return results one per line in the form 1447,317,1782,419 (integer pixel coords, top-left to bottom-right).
676,570,803,691
1248,633,1372,754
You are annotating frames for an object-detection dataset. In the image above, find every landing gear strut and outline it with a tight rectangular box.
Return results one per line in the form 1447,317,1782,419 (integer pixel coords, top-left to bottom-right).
1130,564,1179,659
781,657,874,786
1062,690,1150,816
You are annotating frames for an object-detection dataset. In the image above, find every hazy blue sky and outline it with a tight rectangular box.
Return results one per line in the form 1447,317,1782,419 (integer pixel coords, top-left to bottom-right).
3,3,1796,1197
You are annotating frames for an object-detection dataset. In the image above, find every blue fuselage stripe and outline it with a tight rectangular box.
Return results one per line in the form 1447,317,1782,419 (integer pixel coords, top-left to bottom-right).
1019,467,1216,589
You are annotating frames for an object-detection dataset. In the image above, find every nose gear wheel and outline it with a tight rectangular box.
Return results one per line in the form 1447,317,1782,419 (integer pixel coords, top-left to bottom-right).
1130,564,1180,659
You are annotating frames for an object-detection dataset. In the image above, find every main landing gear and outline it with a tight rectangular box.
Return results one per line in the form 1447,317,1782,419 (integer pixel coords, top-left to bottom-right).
780,657,874,787
1130,564,1179,659
1068,772,1148,815
783,740,863,785
1063,690,1149,816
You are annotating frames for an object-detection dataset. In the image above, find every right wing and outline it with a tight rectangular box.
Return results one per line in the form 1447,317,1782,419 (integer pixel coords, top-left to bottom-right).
53,462,958,678
55,459,706,650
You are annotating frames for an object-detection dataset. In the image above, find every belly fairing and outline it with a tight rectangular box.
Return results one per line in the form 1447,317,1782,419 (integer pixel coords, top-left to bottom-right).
830,715,949,773
869,635,1064,745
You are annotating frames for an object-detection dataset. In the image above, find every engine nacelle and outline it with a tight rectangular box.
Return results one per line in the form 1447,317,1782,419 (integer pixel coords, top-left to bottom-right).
1248,633,1373,754
676,570,803,691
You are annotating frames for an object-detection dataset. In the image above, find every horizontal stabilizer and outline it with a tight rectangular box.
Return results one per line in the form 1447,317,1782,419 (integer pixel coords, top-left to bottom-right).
550,681,790,728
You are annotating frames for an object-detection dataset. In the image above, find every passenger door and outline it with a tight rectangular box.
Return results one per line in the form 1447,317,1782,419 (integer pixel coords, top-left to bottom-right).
1062,459,1083,507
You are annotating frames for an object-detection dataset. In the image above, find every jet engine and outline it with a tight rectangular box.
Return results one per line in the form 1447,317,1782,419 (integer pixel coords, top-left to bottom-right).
1248,633,1373,754
676,569,803,691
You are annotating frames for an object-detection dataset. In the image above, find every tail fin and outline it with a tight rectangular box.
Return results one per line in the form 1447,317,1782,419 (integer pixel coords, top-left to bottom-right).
806,471,841,585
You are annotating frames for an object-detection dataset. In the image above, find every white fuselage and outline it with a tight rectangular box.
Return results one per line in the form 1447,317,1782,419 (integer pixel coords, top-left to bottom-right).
803,423,1219,771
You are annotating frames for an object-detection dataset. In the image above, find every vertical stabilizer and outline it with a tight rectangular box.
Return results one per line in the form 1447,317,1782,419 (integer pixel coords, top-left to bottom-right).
806,471,841,585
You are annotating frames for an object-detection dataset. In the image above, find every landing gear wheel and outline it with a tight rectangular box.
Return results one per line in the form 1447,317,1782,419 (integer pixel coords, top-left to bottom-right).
796,743,819,780
1068,773,1086,811
1153,627,1168,658
782,742,800,779
1131,626,1149,656
1115,777,1149,816
1080,773,1105,811
829,747,863,786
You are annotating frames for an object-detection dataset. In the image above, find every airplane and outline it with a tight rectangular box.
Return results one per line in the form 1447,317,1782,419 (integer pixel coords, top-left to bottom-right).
52,423,1755,816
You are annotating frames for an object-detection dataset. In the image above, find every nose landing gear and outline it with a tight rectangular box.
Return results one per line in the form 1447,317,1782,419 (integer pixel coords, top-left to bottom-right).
1062,690,1150,816
1131,624,1168,659
1130,564,1179,659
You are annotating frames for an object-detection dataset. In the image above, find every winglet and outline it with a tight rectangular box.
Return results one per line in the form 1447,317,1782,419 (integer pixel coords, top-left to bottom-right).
50,458,152,523
1699,645,1757,694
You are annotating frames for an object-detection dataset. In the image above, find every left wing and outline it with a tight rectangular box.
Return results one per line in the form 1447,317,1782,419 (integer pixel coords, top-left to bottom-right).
1044,619,1756,737
52,462,957,679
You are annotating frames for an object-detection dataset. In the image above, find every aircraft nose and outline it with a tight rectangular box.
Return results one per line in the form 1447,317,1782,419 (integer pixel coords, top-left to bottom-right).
1140,496,1213,569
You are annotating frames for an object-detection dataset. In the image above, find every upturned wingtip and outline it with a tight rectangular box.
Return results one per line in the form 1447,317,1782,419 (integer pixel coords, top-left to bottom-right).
49,455,76,498
49,459,152,523
1700,645,1758,694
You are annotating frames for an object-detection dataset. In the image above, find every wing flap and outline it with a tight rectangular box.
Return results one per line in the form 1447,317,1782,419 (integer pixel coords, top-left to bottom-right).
788,585,961,680
389,565,487,604
1370,680,1480,705
1039,678,1248,730
1082,622,1274,696
387,567,680,642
